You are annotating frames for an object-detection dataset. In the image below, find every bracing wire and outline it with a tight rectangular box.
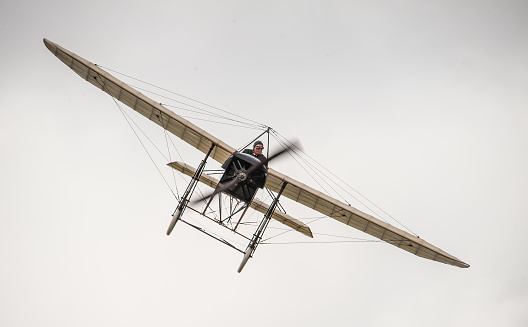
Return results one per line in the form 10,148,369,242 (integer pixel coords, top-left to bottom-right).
160,118,180,200
97,65,268,130
108,94,178,200
262,240,382,245
271,130,352,206
128,83,265,130
95,65,417,243
269,129,417,237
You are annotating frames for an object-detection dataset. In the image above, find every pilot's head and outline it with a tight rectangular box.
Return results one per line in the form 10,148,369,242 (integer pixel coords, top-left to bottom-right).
253,141,264,155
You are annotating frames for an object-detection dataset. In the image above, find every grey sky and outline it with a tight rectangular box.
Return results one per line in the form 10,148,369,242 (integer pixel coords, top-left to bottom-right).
1,1,527,326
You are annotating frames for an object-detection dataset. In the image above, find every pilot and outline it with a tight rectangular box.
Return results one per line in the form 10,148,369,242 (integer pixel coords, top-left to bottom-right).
243,140,267,167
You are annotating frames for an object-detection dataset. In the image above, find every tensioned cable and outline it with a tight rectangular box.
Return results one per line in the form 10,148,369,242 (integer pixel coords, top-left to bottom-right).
263,222,381,245
272,130,388,224
270,129,417,237
166,106,264,130
160,117,180,200
160,125,213,203
95,66,417,241
91,73,179,200
262,221,380,245
114,102,171,162
261,216,326,242
269,132,336,199
271,130,352,206
262,240,382,245
127,83,265,130
181,211,248,249
175,114,264,130
96,85,223,205
89,69,274,247
97,65,268,129
112,98,178,200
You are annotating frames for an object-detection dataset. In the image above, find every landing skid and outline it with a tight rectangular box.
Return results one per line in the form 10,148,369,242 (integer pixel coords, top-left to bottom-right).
166,145,291,273
236,182,287,273
166,145,214,235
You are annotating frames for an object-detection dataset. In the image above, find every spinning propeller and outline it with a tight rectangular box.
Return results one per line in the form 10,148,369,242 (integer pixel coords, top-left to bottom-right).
191,142,299,204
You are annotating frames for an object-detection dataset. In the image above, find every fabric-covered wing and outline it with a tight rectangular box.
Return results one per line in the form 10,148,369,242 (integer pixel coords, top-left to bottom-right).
265,169,470,268
167,162,313,238
46,39,468,268
250,199,313,238
44,38,234,164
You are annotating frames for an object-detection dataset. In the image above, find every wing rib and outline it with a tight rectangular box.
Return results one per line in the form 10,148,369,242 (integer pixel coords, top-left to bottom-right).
264,170,470,268
45,38,467,268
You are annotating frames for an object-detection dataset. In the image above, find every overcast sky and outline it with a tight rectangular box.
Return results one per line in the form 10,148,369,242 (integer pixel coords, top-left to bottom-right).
1,1,528,326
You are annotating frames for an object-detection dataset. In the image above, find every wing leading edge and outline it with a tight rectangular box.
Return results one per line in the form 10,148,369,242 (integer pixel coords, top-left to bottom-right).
43,38,235,164
45,38,469,269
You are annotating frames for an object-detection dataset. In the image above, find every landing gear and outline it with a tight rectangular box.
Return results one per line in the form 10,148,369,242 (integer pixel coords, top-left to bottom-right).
166,207,182,235
166,140,294,273
166,145,214,235
237,182,288,273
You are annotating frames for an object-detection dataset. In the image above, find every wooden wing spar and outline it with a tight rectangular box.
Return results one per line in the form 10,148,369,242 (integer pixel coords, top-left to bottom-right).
44,38,469,269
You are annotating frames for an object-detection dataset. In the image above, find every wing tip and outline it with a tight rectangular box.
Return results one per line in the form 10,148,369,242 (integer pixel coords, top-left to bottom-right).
43,38,56,53
460,262,470,269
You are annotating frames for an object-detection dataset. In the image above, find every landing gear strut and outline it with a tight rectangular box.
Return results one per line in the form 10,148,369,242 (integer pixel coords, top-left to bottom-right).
166,145,214,235
237,182,288,273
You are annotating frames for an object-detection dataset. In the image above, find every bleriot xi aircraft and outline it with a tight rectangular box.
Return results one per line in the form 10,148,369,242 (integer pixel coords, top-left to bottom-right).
44,38,469,272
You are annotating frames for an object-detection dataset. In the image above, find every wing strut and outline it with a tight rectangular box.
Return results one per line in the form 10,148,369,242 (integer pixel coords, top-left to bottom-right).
167,144,215,235
237,182,288,273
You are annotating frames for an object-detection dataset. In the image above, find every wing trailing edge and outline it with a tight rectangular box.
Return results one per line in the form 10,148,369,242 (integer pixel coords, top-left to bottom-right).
43,38,235,165
264,171,470,268
45,38,468,269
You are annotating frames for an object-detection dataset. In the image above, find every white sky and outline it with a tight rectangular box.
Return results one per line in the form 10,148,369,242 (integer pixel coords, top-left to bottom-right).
1,1,528,326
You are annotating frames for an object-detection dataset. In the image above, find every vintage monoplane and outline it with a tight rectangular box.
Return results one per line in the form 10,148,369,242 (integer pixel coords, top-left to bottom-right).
44,38,469,272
